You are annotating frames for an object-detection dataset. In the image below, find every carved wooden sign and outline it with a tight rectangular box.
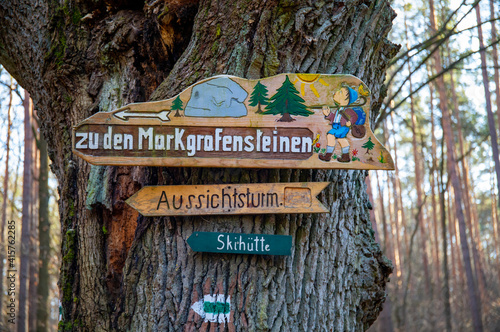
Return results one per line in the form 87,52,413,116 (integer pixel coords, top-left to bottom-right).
126,182,329,216
72,74,394,170
187,232,292,256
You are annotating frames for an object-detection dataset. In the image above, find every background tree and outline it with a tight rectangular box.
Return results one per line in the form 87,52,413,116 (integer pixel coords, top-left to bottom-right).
0,0,399,331
36,133,50,331
0,75,13,330
18,91,32,332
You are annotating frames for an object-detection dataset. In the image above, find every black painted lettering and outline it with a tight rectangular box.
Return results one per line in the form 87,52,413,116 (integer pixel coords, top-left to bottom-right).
238,193,245,208
211,194,220,208
267,193,278,207
186,195,195,209
173,195,183,209
157,191,170,210
222,188,231,208
196,195,204,209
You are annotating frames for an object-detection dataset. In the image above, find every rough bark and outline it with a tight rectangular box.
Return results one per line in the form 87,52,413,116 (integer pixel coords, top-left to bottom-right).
376,172,388,253
366,174,379,243
0,0,399,331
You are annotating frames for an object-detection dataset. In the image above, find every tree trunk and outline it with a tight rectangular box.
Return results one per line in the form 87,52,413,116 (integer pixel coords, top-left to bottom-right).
0,75,13,330
278,112,295,122
366,172,394,332
437,144,452,332
428,82,441,287
476,3,500,212
429,0,483,329
491,165,500,280
491,0,500,142
404,10,431,296
366,174,380,243
0,1,400,331
376,171,388,253
449,64,487,307
447,188,457,303
389,113,402,284
19,90,33,332
36,134,50,331
29,108,39,332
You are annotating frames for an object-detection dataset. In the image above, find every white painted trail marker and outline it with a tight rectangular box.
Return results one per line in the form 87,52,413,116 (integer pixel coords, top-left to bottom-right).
191,294,231,323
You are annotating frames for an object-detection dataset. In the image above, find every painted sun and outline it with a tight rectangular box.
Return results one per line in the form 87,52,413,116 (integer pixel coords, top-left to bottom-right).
293,74,329,98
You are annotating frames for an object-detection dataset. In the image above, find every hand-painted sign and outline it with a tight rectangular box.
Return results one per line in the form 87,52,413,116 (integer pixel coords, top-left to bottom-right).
72,74,394,170
125,182,329,216
187,232,292,256
191,294,231,323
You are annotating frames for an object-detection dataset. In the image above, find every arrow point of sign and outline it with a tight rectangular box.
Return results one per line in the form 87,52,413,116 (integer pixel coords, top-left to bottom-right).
311,182,330,213
158,110,171,121
187,232,198,251
113,110,128,121
125,193,138,212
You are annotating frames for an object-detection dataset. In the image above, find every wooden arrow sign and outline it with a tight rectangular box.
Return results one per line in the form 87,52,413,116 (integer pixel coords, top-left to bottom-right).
126,182,329,216
72,74,394,170
187,232,292,256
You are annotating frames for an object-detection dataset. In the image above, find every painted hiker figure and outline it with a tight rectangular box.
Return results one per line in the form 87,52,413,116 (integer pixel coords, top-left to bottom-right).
319,84,360,162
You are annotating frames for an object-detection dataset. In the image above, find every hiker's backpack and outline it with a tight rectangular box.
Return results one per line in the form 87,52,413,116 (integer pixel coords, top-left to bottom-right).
343,107,367,138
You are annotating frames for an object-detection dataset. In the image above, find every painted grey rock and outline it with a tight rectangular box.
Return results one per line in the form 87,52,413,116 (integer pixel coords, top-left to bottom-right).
184,77,248,117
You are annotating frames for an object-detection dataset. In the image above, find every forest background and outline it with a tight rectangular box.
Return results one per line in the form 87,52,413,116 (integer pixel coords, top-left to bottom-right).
0,0,500,331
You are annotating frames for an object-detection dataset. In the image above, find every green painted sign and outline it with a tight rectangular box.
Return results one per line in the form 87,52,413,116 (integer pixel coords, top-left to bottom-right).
187,232,292,256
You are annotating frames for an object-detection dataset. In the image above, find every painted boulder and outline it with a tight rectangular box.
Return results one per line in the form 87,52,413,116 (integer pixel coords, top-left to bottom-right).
184,77,248,117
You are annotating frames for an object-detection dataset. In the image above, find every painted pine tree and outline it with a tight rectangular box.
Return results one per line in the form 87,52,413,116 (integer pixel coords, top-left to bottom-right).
363,137,376,154
171,96,183,117
248,81,269,113
263,76,313,122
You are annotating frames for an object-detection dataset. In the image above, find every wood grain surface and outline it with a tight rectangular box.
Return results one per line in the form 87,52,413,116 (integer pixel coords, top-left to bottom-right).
73,74,394,170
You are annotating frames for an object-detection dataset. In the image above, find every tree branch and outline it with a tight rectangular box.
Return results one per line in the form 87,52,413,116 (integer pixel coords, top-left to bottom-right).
377,37,500,127
385,0,480,89
0,0,50,91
